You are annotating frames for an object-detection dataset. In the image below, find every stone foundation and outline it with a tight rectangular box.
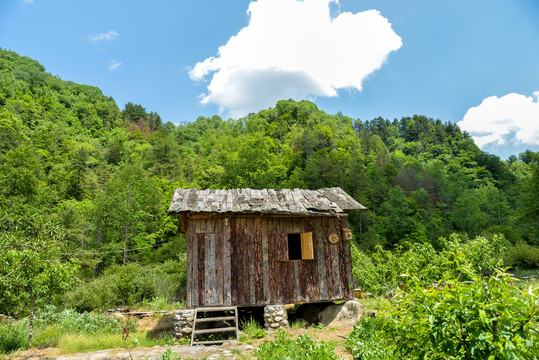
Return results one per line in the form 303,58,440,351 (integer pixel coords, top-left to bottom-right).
263,304,288,329
173,309,195,338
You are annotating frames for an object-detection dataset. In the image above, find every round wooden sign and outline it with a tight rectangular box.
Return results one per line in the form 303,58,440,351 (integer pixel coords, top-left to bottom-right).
328,233,339,245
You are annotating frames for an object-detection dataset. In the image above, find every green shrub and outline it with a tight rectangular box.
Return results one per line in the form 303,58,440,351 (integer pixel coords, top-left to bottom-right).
256,330,342,359
351,234,506,294
0,320,28,354
346,316,399,360
35,305,121,335
504,243,539,269
383,265,539,359
64,260,187,312
63,276,118,312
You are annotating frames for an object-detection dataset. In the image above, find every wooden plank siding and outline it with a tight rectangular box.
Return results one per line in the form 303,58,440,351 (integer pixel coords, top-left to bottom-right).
186,215,353,308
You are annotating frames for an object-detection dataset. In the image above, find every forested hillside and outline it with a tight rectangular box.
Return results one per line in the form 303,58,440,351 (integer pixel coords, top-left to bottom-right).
1,48,538,317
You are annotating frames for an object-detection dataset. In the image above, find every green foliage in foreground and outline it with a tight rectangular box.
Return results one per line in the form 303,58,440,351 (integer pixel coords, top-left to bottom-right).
55,332,173,355
0,320,28,354
0,305,173,354
35,305,121,335
351,234,505,294
348,265,539,360
158,348,181,360
346,316,400,360
256,329,342,360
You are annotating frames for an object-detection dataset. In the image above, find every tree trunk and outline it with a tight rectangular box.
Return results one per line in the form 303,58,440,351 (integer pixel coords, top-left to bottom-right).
28,288,35,348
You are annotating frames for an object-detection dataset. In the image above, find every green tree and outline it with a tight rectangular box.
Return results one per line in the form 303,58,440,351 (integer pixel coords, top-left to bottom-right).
452,190,486,236
0,212,77,347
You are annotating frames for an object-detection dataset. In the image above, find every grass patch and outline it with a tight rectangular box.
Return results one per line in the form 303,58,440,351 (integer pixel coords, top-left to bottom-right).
56,331,173,354
138,297,184,312
289,318,307,329
0,320,28,354
240,317,265,339
355,297,393,311
256,329,342,359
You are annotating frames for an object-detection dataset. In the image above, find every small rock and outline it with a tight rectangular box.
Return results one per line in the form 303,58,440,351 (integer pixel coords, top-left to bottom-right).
274,316,283,322
270,322,280,328
181,327,193,334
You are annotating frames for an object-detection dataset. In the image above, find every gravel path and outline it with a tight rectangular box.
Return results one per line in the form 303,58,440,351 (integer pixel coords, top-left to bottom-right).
11,341,255,360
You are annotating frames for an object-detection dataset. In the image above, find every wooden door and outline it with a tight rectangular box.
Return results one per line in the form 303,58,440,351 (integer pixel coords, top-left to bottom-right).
193,218,225,307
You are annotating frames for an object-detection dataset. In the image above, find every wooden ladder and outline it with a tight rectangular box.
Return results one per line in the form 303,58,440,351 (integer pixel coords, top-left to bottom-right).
190,306,239,346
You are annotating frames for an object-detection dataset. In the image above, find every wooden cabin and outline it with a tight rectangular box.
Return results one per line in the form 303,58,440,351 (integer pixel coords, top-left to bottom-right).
168,187,367,308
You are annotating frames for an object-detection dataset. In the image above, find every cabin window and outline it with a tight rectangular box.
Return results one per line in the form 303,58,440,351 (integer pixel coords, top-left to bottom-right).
287,232,314,260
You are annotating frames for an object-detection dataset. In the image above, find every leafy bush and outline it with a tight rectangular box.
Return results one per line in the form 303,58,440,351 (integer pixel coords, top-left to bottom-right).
504,242,539,269
382,265,539,359
256,330,342,360
0,320,28,354
64,260,186,311
351,234,506,294
35,305,121,335
346,316,399,360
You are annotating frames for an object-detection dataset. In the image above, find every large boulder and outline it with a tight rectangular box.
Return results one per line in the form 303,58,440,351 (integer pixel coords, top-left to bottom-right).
318,300,364,327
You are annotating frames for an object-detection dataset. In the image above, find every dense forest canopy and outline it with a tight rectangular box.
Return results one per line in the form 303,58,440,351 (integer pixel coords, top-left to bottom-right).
0,48,538,316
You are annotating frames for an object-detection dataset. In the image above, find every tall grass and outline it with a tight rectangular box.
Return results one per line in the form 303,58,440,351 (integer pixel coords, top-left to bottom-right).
56,332,174,354
0,305,174,355
240,317,265,339
0,320,28,354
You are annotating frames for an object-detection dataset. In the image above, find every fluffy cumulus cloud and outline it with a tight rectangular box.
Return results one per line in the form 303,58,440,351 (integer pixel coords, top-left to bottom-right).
190,0,402,117
458,92,539,148
89,30,119,42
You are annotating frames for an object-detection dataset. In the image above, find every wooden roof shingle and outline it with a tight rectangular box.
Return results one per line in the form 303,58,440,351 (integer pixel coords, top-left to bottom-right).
168,187,367,215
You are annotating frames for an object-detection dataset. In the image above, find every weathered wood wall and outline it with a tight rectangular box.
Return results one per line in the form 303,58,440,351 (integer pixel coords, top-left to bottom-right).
185,215,353,308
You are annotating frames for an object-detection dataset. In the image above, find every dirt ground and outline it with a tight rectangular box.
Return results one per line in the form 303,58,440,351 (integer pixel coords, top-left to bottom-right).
8,325,354,360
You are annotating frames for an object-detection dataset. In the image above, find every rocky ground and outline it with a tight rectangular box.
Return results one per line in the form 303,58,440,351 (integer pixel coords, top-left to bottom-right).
8,326,354,360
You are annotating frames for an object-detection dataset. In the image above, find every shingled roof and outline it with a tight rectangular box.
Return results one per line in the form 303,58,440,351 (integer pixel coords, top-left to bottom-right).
168,187,367,216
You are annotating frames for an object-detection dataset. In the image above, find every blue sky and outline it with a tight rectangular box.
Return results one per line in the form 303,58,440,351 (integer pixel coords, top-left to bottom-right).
0,0,538,159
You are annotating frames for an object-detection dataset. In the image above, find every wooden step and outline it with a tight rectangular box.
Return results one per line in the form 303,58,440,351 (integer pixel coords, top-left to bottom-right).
196,306,236,312
193,326,237,335
192,340,228,345
191,306,239,346
195,316,236,322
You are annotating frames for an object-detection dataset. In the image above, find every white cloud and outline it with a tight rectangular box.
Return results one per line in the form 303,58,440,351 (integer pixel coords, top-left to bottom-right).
108,60,123,71
190,0,402,117
89,30,119,43
22,0,34,3
458,92,539,148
